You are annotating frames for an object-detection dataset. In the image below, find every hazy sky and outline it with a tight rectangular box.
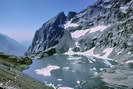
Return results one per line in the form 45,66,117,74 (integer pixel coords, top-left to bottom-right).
0,0,96,42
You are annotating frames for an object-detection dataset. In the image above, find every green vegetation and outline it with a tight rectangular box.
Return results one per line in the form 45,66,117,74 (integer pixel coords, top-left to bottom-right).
0,64,54,89
0,53,32,70
0,53,55,89
30,48,57,58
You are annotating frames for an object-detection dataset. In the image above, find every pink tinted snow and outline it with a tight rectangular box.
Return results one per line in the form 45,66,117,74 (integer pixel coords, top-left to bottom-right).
71,25,109,38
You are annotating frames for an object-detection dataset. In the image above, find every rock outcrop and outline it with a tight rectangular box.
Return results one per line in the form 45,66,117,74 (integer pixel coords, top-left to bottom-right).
26,12,75,58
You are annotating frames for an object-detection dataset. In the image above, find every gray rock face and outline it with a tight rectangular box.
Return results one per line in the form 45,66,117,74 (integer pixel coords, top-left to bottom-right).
26,12,75,57
67,0,133,61
26,0,133,60
71,0,133,28
67,11,77,20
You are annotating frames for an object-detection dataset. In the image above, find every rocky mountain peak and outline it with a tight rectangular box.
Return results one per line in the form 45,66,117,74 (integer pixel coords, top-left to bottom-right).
26,0,133,60
71,0,133,29
95,0,111,5
25,12,74,57
67,11,77,20
47,12,66,26
54,12,66,24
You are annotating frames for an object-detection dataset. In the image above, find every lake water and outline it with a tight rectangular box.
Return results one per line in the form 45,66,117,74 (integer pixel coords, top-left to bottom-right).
23,54,115,89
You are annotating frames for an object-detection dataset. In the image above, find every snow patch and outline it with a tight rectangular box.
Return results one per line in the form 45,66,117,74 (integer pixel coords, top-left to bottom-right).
65,47,113,60
120,6,128,13
127,52,132,55
90,57,96,62
117,50,123,55
35,65,60,76
89,25,109,33
103,60,113,67
64,21,79,29
90,67,97,71
102,48,113,59
59,87,74,89
62,67,70,70
100,68,104,71
71,29,89,38
125,60,133,64
84,47,113,60
71,25,109,38
75,42,80,47
67,56,82,60
76,80,80,84
57,84,62,87
72,60,82,64
94,72,98,76
88,60,93,63
65,47,113,67
57,79,63,81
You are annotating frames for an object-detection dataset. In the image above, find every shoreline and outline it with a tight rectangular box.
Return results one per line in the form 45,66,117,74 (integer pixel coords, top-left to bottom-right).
0,53,54,89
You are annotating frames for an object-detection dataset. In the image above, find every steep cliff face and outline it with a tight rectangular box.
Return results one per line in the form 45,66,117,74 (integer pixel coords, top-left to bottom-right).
26,12,75,58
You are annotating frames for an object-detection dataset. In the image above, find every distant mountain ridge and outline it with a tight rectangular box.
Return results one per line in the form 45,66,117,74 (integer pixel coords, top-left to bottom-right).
21,40,32,49
0,33,26,56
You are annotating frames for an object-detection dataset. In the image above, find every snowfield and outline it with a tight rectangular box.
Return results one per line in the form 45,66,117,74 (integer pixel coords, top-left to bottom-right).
59,87,74,89
120,6,128,13
65,47,113,60
125,60,133,64
64,21,79,29
65,47,113,67
71,25,110,38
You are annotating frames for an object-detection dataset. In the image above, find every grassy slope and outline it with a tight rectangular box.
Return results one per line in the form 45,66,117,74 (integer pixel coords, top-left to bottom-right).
0,53,54,89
